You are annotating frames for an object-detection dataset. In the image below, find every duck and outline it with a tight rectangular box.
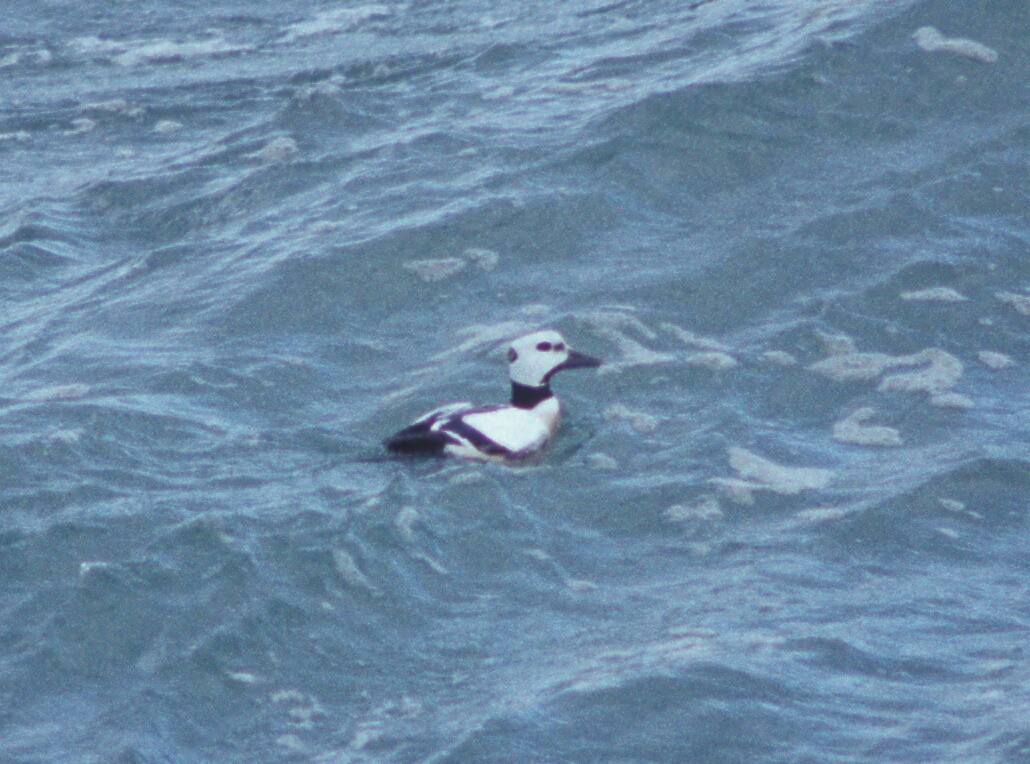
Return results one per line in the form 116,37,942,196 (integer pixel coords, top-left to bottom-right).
384,329,602,459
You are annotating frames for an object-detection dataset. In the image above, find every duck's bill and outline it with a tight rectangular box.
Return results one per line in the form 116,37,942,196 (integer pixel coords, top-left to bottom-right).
559,349,602,370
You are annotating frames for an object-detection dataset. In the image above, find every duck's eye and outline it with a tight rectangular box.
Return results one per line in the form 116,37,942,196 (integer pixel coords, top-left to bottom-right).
554,343,565,352
508,348,518,363
536,341,552,351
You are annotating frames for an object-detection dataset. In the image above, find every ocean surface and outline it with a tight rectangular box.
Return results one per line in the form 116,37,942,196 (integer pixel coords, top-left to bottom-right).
1,0,1028,761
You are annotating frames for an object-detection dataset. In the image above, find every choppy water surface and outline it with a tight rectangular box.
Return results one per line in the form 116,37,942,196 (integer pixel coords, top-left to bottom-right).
2,0,1028,761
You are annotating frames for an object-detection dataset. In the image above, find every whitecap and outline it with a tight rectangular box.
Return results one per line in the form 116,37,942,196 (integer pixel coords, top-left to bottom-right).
928,392,974,409
584,309,658,340
113,37,251,67
816,331,859,356
79,561,110,577
977,351,1014,370
412,552,448,576
900,286,967,302
66,117,96,135
660,322,730,351
568,579,598,592
995,291,1030,316
792,507,852,524
332,548,380,595
226,671,262,684
282,5,391,42
403,256,467,282
46,429,83,444
585,452,619,470
24,384,90,401
394,506,420,542
1,48,53,69
762,350,798,366
248,136,299,163
463,247,499,271
154,120,182,134
683,350,738,370
593,326,676,373
663,496,723,523
913,26,998,63
428,320,530,363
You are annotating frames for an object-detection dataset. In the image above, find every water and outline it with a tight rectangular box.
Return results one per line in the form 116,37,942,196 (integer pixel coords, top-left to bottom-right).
1,0,1028,761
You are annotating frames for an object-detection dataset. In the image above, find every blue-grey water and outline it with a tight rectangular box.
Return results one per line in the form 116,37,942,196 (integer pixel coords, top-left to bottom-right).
2,1,1028,761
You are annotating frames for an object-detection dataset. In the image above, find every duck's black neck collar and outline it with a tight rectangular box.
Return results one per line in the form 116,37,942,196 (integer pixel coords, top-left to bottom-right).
510,382,553,409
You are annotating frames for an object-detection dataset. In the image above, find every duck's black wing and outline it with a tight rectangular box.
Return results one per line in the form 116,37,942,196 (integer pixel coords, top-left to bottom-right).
384,403,507,457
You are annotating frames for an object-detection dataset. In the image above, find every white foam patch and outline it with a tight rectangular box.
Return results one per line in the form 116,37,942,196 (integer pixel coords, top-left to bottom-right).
298,76,347,100
403,257,467,282
282,5,391,42
683,351,738,370
248,136,299,163
66,117,96,135
276,735,306,753
226,671,262,684
154,119,182,134
447,468,487,484
995,291,1030,316
792,506,851,524
394,506,420,542
593,326,676,374
1,47,53,69
809,333,965,401
762,350,798,366
660,322,729,351
332,548,380,596
977,351,1014,370
524,548,553,562
604,404,660,434
878,349,963,394
809,349,902,382
586,452,619,470
80,99,140,116
101,37,252,67
47,429,83,444
832,407,902,447
463,247,499,271
816,331,858,356
79,561,109,577
929,392,974,409
900,286,967,302
429,320,530,363
663,496,723,523
406,248,500,281
519,304,551,316
724,447,833,496
412,552,448,576
25,384,89,401
568,579,598,592
939,498,984,520
913,27,998,63
584,309,658,338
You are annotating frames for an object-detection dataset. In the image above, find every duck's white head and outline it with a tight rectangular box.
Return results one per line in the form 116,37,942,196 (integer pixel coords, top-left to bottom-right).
506,330,602,388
